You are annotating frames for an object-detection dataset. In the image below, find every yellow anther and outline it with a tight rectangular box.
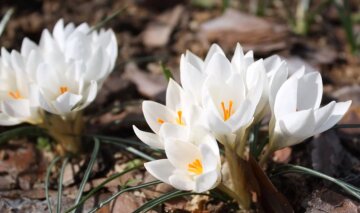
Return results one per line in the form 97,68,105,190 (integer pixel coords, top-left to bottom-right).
59,86,69,94
8,90,22,100
221,100,233,121
176,110,185,125
157,118,165,124
187,159,203,175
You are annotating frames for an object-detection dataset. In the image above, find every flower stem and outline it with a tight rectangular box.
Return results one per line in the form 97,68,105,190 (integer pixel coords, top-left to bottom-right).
224,144,251,210
236,127,251,158
216,182,242,204
41,113,84,155
259,145,274,167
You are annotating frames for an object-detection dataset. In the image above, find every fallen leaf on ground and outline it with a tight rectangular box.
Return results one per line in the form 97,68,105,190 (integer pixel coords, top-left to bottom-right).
200,9,288,54
142,5,185,47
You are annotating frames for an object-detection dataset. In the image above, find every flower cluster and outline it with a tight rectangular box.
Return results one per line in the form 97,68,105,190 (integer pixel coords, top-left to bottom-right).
134,43,351,193
0,19,117,125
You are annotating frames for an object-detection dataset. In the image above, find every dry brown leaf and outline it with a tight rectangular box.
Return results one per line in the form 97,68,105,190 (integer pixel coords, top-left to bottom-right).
200,9,288,54
142,5,185,47
124,62,167,99
272,147,292,164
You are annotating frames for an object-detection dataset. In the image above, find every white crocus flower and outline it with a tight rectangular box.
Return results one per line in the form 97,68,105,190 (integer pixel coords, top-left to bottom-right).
29,19,117,116
133,79,203,149
144,125,221,192
202,53,261,146
269,71,351,150
231,44,268,122
180,44,225,105
0,48,43,125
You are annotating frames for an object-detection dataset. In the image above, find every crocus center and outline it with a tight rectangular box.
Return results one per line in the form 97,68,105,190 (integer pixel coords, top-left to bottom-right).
59,86,69,95
221,100,233,121
157,118,165,124
8,90,23,100
175,110,185,125
187,158,203,175
157,110,185,126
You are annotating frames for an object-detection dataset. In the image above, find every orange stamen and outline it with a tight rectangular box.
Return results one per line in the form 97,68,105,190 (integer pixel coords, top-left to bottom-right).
176,110,185,125
157,118,165,124
59,86,69,94
8,90,22,99
187,159,203,175
221,100,233,121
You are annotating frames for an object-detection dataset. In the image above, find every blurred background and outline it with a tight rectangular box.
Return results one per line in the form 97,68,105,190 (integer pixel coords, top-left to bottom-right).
0,0,360,212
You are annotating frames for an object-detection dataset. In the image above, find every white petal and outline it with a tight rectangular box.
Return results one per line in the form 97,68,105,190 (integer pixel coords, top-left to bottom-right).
169,173,194,191
21,38,37,57
297,72,323,110
199,143,219,173
52,92,82,114
276,109,315,147
204,53,232,81
227,99,255,131
133,125,164,149
180,55,205,101
159,123,189,142
231,43,245,72
185,50,204,70
82,80,98,107
205,107,232,134
143,101,175,134
195,170,220,192
0,113,21,126
274,77,298,118
268,61,288,111
204,44,225,66
165,140,201,170
2,99,31,118
166,79,182,111
315,100,352,134
144,159,175,185
313,101,336,132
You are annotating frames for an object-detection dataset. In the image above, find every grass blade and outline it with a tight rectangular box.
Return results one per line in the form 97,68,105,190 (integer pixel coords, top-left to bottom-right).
0,126,46,145
64,162,143,213
89,6,128,34
57,157,69,213
272,164,360,200
134,190,213,213
72,138,100,212
159,62,173,81
333,123,360,129
334,0,358,54
87,180,162,213
98,139,157,161
45,156,61,213
0,8,14,37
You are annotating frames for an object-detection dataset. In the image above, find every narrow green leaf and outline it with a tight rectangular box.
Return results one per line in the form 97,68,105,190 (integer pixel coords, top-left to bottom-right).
45,156,61,213
57,157,69,213
0,126,46,145
72,138,100,212
64,163,143,213
99,139,157,161
272,164,360,200
89,6,128,34
0,8,14,37
159,62,173,81
334,0,358,54
333,123,360,129
134,190,213,213
87,180,162,213
133,190,185,213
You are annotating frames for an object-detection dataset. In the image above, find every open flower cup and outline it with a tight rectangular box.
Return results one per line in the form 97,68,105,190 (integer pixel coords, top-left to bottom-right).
0,19,118,154
134,43,352,210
